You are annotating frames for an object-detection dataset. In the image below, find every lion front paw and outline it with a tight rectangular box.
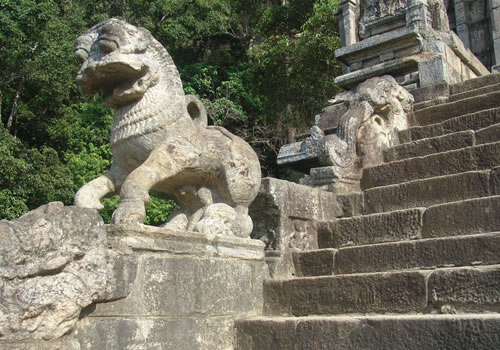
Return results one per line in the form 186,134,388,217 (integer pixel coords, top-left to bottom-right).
74,190,104,210
112,201,146,225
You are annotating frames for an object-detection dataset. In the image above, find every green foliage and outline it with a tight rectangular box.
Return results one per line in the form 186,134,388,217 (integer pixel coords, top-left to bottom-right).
0,125,74,219
0,0,342,220
99,195,120,225
144,192,180,226
64,144,112,191
49,98,113,154
250,0,341,129
0,189,29,220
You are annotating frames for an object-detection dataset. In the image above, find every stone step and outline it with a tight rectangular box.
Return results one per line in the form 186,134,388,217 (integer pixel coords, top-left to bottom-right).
318,208,424,249
449,82,500,103
361,141,500,190
400,107,500,143
413,90,500,126
384,130,475,162
363,170,492,214
263,265,500,317
333,232,500,275
294,232,500,277
412,82,500,112
450,72,500,95
263,270,428,316
292,249,336,277
267,266,500,316
235,314,500,350
477,123,500,145
421,195,500,239
318,195,500,249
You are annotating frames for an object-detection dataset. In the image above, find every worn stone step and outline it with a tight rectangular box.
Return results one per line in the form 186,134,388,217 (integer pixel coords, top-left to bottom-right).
412,83,500,112
319,195,500,250
477,123,500,145
414,90,500,126
384,130,475,162
363,170,492,214
393,123,500,163
362,141,500,190
449,82,500,103
263,270,428,316
422,195,500,239
296,233,500,277
293,249,336,277
450,72,500,95
318,208,424,249
334,232,500,275
428,265,500,312
400,107,500,143
235,314,500,350
263,265,500,317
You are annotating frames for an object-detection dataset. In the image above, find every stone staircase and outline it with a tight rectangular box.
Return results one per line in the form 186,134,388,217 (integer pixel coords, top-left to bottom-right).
235,75,500,349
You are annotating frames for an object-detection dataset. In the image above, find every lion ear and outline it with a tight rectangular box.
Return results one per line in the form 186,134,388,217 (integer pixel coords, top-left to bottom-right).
185,95,208,128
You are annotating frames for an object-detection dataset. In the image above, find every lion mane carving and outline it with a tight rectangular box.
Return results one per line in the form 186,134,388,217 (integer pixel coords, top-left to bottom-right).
73,19,261,237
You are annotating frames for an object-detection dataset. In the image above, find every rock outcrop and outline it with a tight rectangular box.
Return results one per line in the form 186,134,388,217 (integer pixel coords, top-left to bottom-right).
0,202,132,341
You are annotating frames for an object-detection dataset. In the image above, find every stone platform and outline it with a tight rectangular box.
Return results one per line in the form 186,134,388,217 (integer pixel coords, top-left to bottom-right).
0,224,268,350
73,225,267,350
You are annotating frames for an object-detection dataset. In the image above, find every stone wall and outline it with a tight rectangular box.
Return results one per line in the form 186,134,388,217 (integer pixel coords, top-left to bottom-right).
447,0,499,70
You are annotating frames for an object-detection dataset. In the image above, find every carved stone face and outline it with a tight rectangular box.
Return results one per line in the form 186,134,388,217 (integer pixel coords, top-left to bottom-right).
74,19,160,108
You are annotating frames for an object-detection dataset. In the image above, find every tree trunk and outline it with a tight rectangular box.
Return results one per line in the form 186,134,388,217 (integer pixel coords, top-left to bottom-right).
6,84,21,135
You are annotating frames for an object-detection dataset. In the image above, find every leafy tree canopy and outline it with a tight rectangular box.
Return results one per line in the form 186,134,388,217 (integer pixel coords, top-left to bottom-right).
0,0,341,222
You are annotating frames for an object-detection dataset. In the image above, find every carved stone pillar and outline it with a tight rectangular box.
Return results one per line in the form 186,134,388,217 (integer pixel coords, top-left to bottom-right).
489,0,500,70
406,0,433,30
339,0,360,47
453,0,471,49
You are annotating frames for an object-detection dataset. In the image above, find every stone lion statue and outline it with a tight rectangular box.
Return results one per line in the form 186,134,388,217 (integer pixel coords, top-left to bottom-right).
283,75,414,193
73,19,261,237
321,75,414,169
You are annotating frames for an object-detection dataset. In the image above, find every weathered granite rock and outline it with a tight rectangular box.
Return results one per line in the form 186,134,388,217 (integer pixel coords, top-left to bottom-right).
73,19,261,238
0,203,134,342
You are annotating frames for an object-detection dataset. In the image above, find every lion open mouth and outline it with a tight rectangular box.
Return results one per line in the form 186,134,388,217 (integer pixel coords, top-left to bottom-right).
76,56,150,107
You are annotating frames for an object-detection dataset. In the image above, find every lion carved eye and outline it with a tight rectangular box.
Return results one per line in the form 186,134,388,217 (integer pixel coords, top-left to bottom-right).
75,48,88,64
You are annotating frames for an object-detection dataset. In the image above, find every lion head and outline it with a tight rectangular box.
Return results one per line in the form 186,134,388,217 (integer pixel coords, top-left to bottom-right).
74,19,180,109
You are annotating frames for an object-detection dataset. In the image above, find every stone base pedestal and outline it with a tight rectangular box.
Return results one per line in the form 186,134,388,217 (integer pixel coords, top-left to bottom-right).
300,165,362,194
249,178,362,278
73,225,268,350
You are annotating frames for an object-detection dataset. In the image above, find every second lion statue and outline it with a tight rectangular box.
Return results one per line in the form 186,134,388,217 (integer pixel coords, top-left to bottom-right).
73,19,261,238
